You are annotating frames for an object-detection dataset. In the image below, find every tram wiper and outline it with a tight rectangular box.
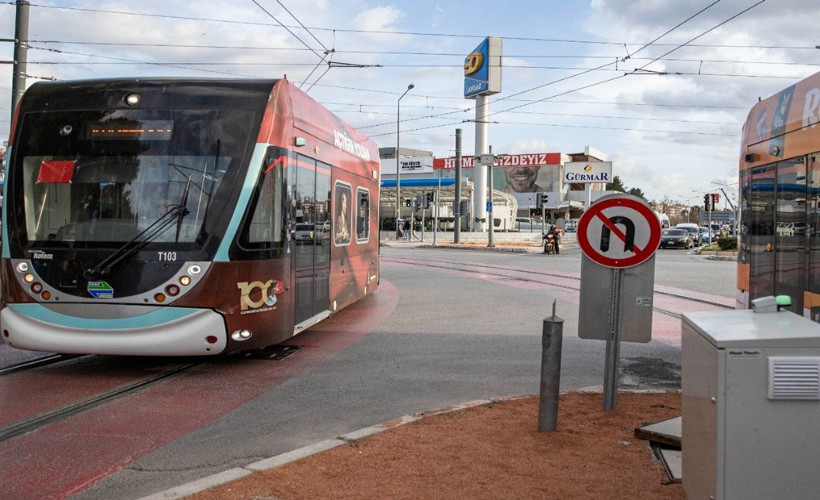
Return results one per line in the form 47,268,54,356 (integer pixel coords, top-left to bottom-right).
84,176,192,279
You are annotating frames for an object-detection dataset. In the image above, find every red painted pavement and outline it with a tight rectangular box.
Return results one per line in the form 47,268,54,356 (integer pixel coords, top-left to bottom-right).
0,281,399,499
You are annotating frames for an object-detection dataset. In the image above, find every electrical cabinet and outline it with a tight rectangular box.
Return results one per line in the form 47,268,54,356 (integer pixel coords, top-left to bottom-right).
682,310,820,500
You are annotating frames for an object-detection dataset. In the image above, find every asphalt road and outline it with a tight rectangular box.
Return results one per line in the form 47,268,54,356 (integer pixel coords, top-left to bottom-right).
59,245,735,499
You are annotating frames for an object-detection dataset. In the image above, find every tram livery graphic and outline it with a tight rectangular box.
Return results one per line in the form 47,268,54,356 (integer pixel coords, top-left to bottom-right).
1,79,380,355
738,69,820,320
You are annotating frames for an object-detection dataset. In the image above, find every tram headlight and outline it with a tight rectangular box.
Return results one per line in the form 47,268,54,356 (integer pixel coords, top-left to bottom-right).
30,282,43,294
23,273,34,283
154,293,166,303
16,262,29,273
231,329,253,341
179,276,191,286
188,265,202,275
165,284,180,296
41,291,51,300
124,93,141,106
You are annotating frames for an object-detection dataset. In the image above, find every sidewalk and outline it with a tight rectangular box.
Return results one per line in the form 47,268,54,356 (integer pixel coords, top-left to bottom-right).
382,233,737,261
380,231,576,254
149,390,684,499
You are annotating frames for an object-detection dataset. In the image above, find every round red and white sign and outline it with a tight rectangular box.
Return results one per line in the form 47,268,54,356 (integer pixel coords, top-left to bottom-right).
577,194,661,268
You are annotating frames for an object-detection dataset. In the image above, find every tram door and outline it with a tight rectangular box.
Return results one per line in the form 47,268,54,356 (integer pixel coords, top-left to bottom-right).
292,154,331,325
809,154,820,320
774,157,806,314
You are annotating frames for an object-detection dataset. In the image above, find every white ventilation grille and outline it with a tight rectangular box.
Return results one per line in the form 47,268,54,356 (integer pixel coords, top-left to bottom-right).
768,357,820,400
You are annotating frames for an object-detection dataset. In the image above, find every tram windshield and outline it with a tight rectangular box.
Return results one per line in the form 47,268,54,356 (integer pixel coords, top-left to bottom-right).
12,108,253,249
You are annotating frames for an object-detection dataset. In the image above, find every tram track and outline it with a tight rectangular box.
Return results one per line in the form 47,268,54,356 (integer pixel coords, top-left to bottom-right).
0,353,82,375
381,255,733,318
0,362,200,443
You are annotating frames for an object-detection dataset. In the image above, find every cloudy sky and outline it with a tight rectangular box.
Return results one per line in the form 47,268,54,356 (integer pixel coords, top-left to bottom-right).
1,0,818,204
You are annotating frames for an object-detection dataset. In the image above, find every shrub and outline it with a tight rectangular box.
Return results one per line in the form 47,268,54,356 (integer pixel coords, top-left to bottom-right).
717,236,737,251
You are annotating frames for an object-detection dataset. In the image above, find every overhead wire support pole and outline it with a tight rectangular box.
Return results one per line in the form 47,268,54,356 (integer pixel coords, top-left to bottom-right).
11,0,30,124
454,129,462,244
396,83,414,239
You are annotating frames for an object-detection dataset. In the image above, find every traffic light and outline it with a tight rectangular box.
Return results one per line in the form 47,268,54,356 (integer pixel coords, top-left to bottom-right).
712,193,720,205
704,194,711,211
425,192,433,209
414,194,423,211
536,192,549,207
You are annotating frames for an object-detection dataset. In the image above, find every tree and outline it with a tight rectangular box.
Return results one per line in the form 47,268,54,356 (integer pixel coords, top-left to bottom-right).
606,176,627,193
627,187,647,201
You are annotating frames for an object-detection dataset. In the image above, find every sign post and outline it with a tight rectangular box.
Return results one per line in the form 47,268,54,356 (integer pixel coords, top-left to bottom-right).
576,194,661,411
479,152,496,247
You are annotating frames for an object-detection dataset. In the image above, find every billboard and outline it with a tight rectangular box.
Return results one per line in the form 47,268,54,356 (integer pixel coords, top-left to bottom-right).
464,37,502,98
563,161,613,183
434,153,565,208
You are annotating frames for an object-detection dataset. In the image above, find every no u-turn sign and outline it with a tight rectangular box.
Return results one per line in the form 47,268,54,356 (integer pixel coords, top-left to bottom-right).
577,194,661,268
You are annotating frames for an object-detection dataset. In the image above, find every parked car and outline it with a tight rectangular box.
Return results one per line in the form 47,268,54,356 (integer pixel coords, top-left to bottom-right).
293,223,321,244
660,228,694,249
674,223,701,247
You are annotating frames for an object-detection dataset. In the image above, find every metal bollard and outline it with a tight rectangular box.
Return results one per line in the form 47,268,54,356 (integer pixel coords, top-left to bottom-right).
538,300,564,432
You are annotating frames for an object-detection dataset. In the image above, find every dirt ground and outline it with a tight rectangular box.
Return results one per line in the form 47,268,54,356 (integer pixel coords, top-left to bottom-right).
190,391,684,499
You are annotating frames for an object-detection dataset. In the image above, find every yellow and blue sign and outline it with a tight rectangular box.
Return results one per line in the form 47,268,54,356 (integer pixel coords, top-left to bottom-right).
464,37,502,98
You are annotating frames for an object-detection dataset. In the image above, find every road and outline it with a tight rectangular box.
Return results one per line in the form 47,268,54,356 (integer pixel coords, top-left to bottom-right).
1,245,735,499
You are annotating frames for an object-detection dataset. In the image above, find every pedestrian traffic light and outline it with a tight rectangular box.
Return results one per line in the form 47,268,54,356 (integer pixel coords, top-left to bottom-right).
704,193,711,211
404,198,411,208
712,193,720,205
425,192,433,209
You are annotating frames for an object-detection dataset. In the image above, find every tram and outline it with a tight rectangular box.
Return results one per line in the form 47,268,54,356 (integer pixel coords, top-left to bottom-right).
0,78,381,355
738,69,820,320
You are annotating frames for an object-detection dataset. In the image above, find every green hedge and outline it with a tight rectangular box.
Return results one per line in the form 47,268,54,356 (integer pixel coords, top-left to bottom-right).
717,236,738,251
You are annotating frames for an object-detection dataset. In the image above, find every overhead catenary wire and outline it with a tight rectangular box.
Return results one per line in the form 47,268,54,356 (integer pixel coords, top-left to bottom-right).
368,0,761,137
0,0,786,152
1,1,803,51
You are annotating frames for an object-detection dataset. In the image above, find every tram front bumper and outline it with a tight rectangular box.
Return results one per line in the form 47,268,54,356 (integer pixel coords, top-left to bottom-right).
1,303,227,356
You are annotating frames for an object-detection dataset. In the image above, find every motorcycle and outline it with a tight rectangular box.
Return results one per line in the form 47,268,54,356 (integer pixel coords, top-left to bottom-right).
543,233,556,254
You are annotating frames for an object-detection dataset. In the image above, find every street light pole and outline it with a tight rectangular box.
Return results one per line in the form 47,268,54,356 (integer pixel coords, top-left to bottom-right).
396,83,414,239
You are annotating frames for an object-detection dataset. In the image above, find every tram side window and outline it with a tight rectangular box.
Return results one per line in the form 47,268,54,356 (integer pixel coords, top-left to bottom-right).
356,189,370,241
333,182,352,246
242,147,285,248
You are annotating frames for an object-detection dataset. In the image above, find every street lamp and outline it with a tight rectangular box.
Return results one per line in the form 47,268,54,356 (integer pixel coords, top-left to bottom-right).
396,83,414,237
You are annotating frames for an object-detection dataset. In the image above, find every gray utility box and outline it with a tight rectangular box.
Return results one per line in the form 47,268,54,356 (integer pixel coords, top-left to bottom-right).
682,310,820,500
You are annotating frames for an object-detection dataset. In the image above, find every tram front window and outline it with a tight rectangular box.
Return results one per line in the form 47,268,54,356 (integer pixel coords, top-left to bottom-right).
22,155,228,244
12,109,251,251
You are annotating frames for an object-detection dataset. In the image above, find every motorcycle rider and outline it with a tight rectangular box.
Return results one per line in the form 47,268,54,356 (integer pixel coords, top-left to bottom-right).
543,224,560,254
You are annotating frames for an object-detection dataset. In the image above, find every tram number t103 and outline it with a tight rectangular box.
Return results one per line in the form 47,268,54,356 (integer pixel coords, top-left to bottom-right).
158,251,177,262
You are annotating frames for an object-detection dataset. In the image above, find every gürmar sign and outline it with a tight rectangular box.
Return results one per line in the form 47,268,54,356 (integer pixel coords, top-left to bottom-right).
563,161,613,183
